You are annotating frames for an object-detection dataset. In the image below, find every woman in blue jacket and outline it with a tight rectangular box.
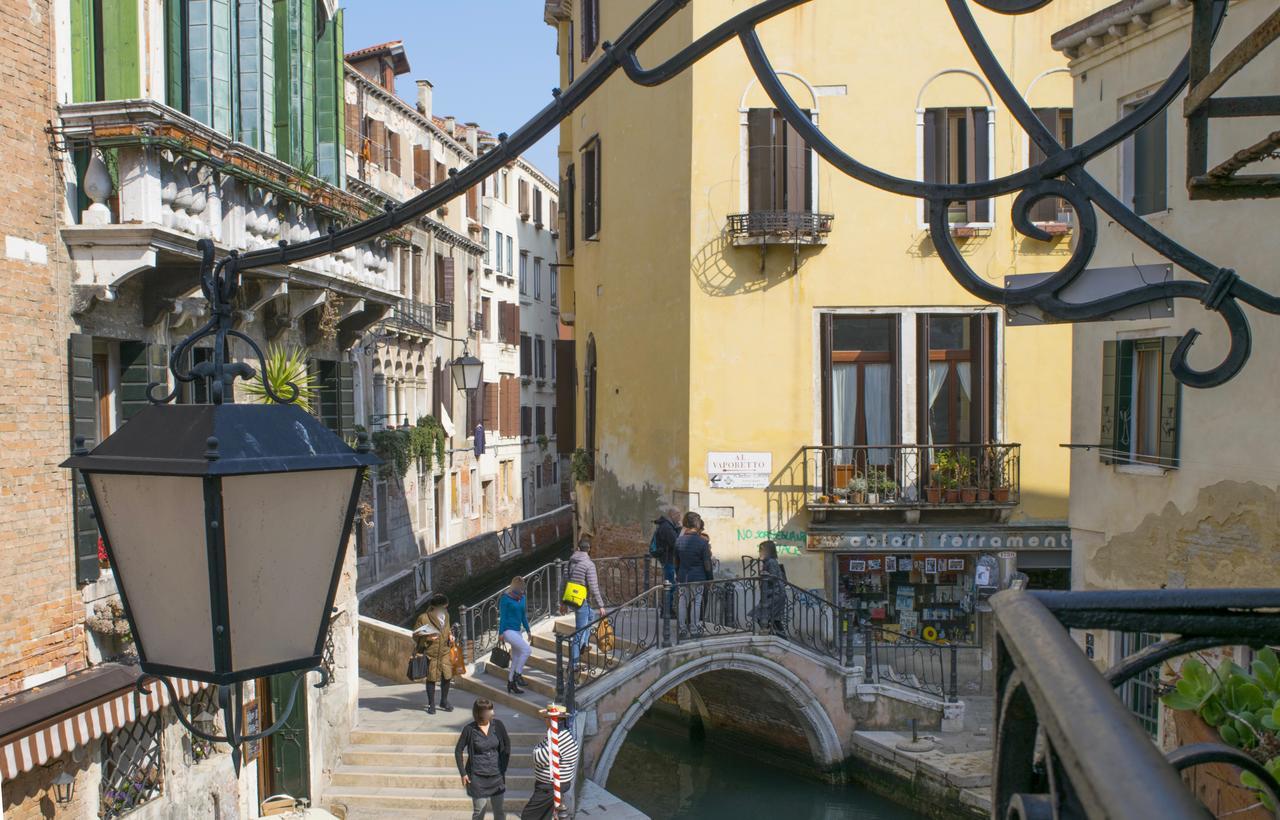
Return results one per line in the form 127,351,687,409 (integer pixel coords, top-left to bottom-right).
498,576,532,694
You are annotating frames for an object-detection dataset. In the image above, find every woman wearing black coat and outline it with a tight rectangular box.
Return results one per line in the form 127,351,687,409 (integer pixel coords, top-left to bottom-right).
455,698,511,819
754,540,788,634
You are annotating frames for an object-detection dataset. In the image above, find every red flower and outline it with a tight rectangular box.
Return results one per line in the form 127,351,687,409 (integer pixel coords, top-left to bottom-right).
97,536,108,564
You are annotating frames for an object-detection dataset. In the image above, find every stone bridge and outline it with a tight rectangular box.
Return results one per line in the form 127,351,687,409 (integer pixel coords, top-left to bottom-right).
566,632,957,786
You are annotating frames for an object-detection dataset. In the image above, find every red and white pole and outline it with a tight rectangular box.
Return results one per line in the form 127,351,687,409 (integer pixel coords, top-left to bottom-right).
543,703,567,815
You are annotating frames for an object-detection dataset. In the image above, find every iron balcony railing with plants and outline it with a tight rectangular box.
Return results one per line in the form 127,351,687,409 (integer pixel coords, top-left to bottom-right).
990,587,1280,819
726,210,834,244
554,575,965,711
801,443,1020,511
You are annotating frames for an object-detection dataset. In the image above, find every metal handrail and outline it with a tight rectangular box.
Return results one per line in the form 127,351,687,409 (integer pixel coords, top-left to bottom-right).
727,210,834,237
555,583,669,712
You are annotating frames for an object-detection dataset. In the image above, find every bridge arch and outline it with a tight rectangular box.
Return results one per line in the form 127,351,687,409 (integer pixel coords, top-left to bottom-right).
590,649,844,785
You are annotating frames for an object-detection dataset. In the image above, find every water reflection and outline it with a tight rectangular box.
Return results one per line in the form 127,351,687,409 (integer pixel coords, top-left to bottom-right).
608,711,927,820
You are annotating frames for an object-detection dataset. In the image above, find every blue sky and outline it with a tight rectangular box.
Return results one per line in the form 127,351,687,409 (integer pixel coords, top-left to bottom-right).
344,1,561,178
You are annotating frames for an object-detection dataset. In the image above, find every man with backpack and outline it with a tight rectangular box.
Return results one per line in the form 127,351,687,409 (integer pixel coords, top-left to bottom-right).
650,505,681,616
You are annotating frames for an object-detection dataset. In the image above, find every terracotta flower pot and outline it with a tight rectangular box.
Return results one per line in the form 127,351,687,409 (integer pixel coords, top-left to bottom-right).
977,489,992,502
925,487,942,503
993,487,1011,503
944,489,961,503
960,487,978,503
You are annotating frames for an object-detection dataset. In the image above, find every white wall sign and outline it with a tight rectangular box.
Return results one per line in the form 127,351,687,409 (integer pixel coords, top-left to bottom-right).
707,451,772,489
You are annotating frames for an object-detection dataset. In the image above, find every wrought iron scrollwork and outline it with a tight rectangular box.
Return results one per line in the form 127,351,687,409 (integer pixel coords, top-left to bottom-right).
146,239,300,406
201,0,1272,389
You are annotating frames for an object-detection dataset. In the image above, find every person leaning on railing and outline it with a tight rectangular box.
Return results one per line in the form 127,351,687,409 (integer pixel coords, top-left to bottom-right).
675,512,712,637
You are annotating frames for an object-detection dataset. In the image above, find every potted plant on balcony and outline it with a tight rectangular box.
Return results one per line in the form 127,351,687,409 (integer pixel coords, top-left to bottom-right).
877,471,898,503
986,446,1012,503
847,476,868,504
925,460,944,504
934,450,963,502
958,454,979,504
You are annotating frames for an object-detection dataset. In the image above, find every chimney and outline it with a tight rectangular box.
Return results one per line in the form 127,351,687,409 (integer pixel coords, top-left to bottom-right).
444,116,456,137
416,79,433,117
464,123,479,154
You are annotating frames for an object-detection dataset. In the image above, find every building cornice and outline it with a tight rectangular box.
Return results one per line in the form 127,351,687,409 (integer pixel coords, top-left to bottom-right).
345,64,474,160
347,179,485,255
1051,0,1192,59
544,0,572,26
514,157,559,196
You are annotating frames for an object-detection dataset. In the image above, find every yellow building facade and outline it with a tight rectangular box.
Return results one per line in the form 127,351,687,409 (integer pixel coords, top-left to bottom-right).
546,0,1107,622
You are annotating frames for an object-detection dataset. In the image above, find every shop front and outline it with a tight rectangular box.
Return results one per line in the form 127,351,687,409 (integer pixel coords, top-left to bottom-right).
809,526,1072,645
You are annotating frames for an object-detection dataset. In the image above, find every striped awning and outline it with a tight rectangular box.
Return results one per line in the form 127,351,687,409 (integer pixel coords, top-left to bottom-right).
0,676,207,782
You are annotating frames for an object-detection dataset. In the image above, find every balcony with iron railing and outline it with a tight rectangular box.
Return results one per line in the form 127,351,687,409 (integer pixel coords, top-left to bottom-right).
800,444,1020,515
726,210,834,246
384,298,438,334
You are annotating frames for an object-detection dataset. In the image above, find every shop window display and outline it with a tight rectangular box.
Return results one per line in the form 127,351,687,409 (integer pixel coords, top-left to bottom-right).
838,553,976,644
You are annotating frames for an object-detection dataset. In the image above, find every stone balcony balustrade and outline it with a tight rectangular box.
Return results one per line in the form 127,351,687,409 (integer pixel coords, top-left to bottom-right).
58,100,402,340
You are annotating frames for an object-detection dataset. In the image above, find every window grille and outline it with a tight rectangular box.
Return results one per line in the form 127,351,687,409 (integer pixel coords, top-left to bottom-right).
99,711,164,818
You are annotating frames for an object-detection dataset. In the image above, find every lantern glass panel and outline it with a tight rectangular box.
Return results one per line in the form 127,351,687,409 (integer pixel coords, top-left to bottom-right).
221,468,358,672
89,474,214,672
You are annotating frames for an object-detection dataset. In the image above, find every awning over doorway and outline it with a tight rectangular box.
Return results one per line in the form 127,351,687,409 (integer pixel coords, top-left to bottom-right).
0,664,207,782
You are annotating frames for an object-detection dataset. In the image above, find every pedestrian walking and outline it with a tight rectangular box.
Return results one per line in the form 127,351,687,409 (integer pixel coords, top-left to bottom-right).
563,538,606,673
499,576,533,695
413,593,454,715
675,512,711,635
651,505,681,616
455,698,511,820
520,707,580,820
753,540,788,635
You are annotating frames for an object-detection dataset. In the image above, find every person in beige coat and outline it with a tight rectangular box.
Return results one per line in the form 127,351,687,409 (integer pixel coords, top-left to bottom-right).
414,593,454,714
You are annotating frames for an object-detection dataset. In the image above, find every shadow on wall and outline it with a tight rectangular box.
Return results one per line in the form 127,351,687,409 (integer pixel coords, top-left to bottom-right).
690,228,820,298
766,448,812,545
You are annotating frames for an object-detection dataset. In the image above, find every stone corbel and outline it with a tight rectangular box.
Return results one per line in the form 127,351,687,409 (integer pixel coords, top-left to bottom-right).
235,280,289,329
71,284,118,315
338,298,366,322
268,288,326,339
168,297,210,331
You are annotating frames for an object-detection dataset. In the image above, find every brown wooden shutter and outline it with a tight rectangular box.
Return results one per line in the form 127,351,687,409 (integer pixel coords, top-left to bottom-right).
747,109,773,212
519,179,530,215
442,257,456,304
413,145,428,187
345,97,360,147
1029,108,1060,222
972,108,990,222
923,109,941,185
784,113,809,212
555,340,576,456
484,383,499,431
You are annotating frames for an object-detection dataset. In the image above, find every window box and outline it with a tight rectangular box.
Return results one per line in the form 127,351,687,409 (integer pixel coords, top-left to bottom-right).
727,211,834,247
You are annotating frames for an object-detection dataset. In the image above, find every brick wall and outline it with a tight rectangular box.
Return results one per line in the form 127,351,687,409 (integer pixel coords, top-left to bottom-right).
0,0,86,698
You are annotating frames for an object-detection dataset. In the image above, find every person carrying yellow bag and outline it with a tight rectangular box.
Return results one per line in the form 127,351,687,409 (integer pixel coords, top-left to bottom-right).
563,538,606,674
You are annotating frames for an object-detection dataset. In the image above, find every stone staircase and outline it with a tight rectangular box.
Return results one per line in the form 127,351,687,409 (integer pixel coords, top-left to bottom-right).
461,625,566,715
325,727,545,819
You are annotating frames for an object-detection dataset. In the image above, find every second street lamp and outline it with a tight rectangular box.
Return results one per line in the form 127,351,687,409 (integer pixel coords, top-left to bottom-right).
61,241,378,772
451,351,484,393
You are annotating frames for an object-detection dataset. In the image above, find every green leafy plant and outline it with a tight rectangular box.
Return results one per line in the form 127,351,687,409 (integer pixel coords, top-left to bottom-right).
537,434,550,453
571,448,593,482
373,416,448,480
1163,649,1280,808
410,415,447,470
242,345,317,413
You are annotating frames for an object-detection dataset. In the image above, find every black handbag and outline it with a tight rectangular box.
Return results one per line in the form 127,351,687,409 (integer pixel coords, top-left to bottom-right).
407,653,429,681
489,643,511,670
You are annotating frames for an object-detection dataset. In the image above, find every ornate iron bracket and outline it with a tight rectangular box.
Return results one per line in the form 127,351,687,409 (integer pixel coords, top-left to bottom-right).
172,0,1269,388
134,667,328,774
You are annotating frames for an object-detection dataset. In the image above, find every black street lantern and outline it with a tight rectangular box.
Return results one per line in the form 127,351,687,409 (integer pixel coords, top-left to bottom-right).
451,352,484,393
62,241,377,772
51,770,75,805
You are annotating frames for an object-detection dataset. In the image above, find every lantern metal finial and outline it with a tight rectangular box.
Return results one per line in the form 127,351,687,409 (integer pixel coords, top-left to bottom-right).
144,240,300,407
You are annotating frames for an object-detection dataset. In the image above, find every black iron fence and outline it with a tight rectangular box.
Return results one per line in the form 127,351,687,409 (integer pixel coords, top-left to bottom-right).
801,443,1020,509
727,210,834,240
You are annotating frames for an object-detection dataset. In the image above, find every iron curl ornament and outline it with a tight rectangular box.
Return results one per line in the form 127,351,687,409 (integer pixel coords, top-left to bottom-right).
169,0,1266,390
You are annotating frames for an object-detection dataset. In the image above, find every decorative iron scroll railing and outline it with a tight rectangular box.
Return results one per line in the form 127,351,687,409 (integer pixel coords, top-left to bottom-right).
126,0,1271,392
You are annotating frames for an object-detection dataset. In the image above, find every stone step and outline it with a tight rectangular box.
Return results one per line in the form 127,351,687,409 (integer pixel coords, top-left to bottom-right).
479,660,558,699
330,764,537,791
349,729,544,747
455,672,550,718
341,746,534,769
324,785,530,813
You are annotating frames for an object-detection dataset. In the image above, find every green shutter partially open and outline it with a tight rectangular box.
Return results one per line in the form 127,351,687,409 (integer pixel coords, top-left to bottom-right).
1099,340,1117,463
338,360,355,436
314,6,341,185
69,334,101,584
102,0,141,100
70,0,97,103
119,341,168,421
1159,337,1182,468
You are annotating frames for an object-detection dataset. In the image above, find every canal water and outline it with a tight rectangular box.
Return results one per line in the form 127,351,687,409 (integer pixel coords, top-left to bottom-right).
608,711,928,820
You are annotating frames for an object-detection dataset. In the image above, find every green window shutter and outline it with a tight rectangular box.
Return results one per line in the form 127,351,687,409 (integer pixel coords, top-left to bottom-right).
1159,337,1182,468
165,0,186,109
102,0,141,100
1113,340,1135,463
1099,341,1115,462
338,360,355,435
187,0,233,133
119,341,168,421
314,6,339,185
238,0,274,150
70,0,97,103
333,9,344,187
273,0,297,165
299,0,316,173
69,334,101,585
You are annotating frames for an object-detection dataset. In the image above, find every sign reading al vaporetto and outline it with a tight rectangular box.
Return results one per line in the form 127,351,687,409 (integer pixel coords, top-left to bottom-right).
707,451,773,489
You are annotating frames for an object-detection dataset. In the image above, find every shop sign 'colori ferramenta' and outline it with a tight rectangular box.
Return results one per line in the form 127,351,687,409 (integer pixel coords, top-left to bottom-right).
807,529,1071,552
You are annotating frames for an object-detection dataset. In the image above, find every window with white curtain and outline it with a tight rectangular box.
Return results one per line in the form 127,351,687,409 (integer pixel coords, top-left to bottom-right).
921,314,995,445
825,315,897,466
